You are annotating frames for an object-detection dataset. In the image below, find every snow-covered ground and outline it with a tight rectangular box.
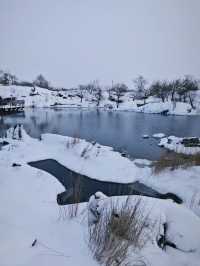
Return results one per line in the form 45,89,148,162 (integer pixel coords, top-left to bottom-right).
1,126,200,265
1,85,200,115
88,193,200,266
0,160,98,266
1,126,200,214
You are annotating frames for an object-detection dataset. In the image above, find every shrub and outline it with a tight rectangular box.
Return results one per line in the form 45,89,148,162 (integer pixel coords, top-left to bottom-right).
88,197,151,266
66,135,80,149
153,151,200,173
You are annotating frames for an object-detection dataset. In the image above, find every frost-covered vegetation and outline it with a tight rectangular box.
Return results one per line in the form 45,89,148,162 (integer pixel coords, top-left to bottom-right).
1,70,200,115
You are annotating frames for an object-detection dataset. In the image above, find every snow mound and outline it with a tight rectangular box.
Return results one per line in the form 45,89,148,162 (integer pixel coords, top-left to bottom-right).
153,133,166,138
5,124,32,141
159,136,200,155
88,194,200,266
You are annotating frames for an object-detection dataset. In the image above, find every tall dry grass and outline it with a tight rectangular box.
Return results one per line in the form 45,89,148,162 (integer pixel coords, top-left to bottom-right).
153,151,200,173
88,197,153,266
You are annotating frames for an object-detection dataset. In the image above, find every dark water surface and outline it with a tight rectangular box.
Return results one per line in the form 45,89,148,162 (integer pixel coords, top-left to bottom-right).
29,159,182,205
1,108,200,160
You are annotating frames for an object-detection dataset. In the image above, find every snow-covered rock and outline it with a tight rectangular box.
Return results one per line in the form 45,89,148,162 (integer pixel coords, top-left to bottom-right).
159,136,200,155
153,133,166,139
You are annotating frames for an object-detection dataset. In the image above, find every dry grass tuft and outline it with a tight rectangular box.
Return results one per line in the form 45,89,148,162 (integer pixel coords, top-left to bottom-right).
88,197,152,266
67,176,82,218
153,151,200,173
66,133,80,149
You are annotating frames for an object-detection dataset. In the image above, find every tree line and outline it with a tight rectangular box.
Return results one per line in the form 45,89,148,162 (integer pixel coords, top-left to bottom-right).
0,70,199,109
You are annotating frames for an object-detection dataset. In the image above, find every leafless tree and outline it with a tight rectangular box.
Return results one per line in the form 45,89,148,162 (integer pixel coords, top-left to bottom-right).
94,87,103,106
112,83,128,108
133,76,148,104
33,74,49,88
77,85,85,102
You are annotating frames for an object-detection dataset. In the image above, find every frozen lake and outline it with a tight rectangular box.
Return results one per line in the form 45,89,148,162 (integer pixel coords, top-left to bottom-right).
1,108,200,160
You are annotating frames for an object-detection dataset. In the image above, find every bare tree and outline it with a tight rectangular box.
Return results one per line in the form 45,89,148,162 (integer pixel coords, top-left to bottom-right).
182,76,199,109
133,76,148,104
149,81,170,103
94,87,103,106
170,79,182,102
77,85,85,102
112,83,128,108
0,71,17,85
33,74,49,88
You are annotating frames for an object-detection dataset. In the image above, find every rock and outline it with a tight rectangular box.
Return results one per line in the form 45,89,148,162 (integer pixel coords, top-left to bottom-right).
137,103,146,107
142,134,149,139
12,163,21,167
181,137,200,147
121,152,127,157
0,141,9,146
160,109,169,116
104,104,113,110
57,188,74,205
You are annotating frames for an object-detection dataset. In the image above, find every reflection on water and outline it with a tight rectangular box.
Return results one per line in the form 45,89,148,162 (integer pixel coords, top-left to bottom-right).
1,108,200,160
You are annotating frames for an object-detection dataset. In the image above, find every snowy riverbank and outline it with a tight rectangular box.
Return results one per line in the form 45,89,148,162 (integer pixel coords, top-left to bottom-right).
1,85,200,115
1,126,200,265
1,126,200,213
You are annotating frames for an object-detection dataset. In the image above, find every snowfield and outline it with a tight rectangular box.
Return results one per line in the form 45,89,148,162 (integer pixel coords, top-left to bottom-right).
0,163,98,266
1,85,200,115
0,126,200,265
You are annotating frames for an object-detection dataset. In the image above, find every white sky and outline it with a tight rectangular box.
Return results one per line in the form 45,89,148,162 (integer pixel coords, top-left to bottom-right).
0,0,200,88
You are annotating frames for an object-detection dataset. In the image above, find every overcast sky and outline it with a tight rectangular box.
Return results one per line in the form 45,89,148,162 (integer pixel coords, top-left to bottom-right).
0,0,200,88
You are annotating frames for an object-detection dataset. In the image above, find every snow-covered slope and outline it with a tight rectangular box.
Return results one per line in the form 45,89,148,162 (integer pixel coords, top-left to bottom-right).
1,85,200,115
0,161,98,266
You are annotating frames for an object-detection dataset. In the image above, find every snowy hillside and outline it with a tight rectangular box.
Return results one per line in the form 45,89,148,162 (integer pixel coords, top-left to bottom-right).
1,85,200,115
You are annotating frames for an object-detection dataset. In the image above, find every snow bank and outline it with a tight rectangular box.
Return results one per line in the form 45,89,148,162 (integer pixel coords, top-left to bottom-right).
153,133,166,138
0,125,150,183
1,85,200,116
1,126,200,215
136,101,198,116
1,127,200,265
88,193,200,266
159,136,200,155
0,162,98,266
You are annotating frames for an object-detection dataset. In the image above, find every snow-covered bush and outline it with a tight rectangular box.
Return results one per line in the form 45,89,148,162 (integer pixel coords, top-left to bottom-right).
88,196,151,266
